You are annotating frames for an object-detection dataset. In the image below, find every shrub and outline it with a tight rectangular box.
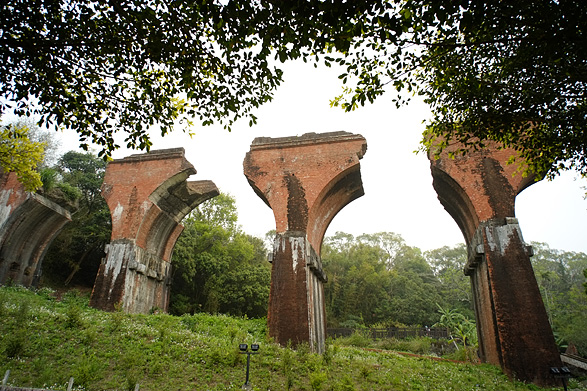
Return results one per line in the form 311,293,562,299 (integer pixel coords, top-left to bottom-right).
36,287,56,301
332,375,356,391
375,337,434,355
72,353,103,389
309,371,328,391
322,341,338,366
56,182,82,202
339,315,366,329
339,330,372,348
3,331,27,358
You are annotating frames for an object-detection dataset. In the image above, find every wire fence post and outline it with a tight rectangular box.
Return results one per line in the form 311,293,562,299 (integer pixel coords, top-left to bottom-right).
2,370,10,390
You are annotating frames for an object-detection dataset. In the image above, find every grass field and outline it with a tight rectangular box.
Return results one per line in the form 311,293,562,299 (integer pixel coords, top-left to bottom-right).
0,286,584,391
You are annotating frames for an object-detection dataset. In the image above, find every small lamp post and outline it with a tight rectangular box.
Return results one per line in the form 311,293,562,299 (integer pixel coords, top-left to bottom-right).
239,343,259,389
550,366,572,391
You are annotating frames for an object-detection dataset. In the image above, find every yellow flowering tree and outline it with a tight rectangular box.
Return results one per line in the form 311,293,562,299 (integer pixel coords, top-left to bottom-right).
0,122,46,191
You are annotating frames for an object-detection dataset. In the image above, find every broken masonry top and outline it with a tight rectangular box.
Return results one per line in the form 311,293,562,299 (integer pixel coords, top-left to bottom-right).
250,131,367,157
113,148,190,164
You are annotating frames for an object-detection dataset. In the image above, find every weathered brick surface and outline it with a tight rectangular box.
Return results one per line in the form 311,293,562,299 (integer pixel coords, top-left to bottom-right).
244,132,367,352
90,148,219,313
429,143,536,243
0,172,71,286
430,142,561,386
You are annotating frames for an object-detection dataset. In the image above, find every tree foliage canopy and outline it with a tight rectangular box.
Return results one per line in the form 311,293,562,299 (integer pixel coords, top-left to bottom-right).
3,1,586,176
322,231,447,327
321,1,587,177
2,0,284,157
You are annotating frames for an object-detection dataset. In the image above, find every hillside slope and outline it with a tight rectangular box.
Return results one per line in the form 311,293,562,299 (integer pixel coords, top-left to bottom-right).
0,286,581,391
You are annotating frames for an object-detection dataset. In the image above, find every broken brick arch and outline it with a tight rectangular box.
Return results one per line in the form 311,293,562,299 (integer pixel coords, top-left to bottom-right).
0,172,72,287
243,131,368,353
307,166,366,252
90,148,219,314
429,141,561,387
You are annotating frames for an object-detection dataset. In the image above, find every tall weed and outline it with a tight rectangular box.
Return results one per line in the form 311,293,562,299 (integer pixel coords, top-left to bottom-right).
3,330,27,358
340,330,372,348
65,303,84,329
0,290,6,317
309,370,328,391
375,337,434,355
106,301,127,334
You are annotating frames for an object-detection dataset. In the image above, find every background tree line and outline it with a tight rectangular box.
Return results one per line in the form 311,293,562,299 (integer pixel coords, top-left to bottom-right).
320,232,587,356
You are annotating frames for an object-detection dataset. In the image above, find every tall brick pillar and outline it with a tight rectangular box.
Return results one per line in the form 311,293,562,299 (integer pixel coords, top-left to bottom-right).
90,148,219,313
429,142,561,386
244,132,367,352
0,172,72,287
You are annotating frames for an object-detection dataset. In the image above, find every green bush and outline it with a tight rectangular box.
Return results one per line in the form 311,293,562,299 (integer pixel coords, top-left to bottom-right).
309,370,328,391
332,375,356,391
3,331,27,358
375,337,434,355
56,182,82,202
337,330,372,348
36,287,56,301
72,353,104,390
339,315,366,329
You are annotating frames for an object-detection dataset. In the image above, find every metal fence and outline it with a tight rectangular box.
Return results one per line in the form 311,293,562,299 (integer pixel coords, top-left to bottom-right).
327,327,450,340
1,371,140,391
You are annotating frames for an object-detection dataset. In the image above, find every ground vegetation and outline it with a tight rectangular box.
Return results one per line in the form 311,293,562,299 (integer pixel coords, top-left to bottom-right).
2,286,581,391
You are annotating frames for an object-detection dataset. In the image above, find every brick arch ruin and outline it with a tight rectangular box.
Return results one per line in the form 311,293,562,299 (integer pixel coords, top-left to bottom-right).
90,148,219,313
429,141,561,386
243,131,368,353
0,172,72,287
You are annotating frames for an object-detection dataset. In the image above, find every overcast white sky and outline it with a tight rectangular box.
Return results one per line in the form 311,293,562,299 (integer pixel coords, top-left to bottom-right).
53,60,587,254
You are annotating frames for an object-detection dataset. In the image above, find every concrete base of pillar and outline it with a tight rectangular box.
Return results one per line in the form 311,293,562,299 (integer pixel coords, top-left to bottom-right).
467,218,561,386
90,239,171,313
